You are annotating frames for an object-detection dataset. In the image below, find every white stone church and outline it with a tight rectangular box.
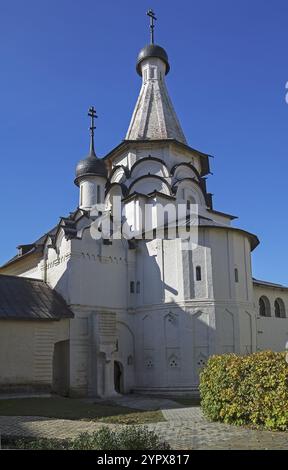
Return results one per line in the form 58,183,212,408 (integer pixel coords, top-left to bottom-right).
1,30,288,397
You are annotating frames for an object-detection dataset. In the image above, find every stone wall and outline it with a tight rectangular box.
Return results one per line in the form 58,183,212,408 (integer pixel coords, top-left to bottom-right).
253,283,288,352
0,319,70,392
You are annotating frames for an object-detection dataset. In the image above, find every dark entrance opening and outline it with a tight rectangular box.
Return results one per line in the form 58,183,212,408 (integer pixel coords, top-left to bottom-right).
52,340,69,396
114,361,123,394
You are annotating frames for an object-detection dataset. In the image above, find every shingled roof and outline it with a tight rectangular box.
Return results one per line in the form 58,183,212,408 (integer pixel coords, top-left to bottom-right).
0,275,74,320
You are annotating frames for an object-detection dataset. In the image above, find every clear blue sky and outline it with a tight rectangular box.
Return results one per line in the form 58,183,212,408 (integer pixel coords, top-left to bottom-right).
1,0,288,284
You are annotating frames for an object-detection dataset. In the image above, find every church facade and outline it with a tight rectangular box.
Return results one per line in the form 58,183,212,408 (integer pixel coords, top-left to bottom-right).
1,34,288,397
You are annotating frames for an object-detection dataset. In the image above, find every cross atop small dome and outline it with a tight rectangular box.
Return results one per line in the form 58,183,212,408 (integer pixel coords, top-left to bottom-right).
74,107,107,187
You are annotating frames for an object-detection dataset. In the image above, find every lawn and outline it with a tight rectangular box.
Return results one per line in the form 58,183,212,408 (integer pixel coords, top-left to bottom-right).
0,397,164,424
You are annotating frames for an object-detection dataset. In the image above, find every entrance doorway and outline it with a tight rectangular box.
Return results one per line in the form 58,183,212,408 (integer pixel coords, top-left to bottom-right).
114,361,123,394
52,340,69,396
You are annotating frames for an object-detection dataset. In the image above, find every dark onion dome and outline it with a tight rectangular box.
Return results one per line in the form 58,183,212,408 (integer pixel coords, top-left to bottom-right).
136,44,170,76
74,153,107,186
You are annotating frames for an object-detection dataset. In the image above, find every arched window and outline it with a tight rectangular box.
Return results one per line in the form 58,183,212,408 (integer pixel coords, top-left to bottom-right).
234,268,239,283
274,298,286,318
196,266,201,281
259,296,271,317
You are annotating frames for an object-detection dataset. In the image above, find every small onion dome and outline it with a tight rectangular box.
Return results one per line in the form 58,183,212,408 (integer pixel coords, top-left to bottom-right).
136,44,170,76
74,153,107,186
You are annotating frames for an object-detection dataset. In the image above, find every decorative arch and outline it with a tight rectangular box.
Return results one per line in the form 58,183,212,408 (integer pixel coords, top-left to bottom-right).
259,296,271,317
53,227,66,254
274,298,286,318
130,156,169,179
171,162,201,180
105,181,128,197
116,321,135,356
109,165,129,184
128,174,171,196
171,162,201,182
45,234,56,250
173,178,207,207
105,182,128,209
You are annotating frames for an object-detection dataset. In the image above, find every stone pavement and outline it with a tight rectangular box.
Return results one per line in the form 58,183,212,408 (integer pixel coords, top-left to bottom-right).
0,416,115,440
147,407,288,450
0,398,287,450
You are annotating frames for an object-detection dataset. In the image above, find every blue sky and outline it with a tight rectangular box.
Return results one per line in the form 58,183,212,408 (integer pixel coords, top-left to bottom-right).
1,0,288,283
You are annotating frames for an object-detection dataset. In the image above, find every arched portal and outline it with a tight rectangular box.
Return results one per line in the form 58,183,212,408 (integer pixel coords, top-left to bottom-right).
114,361,124,394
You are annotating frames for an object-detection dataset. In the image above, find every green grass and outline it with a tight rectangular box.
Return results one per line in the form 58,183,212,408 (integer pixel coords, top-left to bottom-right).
0,397,165,424
99,410,163,424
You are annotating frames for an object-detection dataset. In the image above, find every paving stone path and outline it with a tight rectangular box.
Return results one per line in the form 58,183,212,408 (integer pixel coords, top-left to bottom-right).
0,416,115,440
147,407,288,450
0,397,287,450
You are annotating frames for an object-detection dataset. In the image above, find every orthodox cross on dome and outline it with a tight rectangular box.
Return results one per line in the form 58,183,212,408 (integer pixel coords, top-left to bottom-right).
88,106,98,156
147,9,157,44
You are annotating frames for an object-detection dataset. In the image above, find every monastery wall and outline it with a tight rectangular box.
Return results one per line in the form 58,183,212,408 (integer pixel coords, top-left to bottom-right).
253,284,288,352
0,319,70,391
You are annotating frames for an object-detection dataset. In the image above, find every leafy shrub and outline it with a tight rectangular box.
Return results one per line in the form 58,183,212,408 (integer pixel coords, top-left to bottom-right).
14,437,70,450
200,351,288,431
71,426,169,450
13,425,170,450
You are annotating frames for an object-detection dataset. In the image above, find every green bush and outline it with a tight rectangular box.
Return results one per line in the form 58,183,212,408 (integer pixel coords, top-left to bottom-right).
71,426,169,450
13,426,170,450
14,437,69,450
200,351,288,431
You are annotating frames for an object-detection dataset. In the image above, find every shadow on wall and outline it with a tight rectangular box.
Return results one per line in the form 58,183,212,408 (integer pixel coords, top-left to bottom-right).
50,234,255,396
